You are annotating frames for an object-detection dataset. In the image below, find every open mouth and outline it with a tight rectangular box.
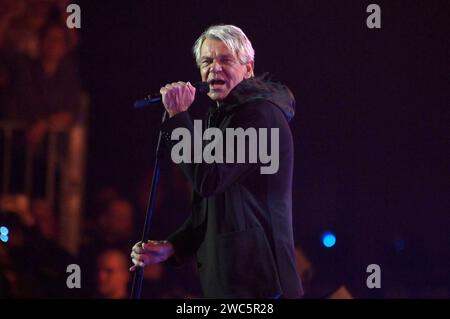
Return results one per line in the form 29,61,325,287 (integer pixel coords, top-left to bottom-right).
209,79,226,88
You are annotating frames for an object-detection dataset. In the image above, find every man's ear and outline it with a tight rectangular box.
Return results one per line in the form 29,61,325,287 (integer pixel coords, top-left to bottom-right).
245,61,254,78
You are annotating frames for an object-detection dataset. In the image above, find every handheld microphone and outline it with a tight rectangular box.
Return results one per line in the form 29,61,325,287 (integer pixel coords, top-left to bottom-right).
134,82,209,109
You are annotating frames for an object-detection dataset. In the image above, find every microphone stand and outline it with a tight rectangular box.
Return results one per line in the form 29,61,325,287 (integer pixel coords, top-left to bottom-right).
130,111,167,299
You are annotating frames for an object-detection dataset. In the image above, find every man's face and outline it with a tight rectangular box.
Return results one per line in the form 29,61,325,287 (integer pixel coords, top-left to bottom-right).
97,252,130,298
199,38,253,101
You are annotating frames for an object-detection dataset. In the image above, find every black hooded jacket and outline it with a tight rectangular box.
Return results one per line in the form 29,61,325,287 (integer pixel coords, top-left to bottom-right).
160,75,303,298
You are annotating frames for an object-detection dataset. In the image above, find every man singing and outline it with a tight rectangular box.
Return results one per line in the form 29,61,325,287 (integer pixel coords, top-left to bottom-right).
130,24,303,298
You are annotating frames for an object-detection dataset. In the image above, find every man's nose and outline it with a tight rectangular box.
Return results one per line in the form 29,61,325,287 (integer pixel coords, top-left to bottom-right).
210,60,223,73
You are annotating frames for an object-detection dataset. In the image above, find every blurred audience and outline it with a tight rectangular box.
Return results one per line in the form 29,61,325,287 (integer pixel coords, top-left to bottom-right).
0,0,78,56
0,0,83,199
0,194,79,298
79,193,136,293
1,21,81,144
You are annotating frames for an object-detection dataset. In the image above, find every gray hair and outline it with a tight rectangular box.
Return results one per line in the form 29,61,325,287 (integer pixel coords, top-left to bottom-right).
193,24,255,67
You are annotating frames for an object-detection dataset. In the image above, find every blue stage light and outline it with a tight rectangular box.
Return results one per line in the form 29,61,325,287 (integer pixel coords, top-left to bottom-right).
322,232,336,248
0,226,9,236
0,234,8,243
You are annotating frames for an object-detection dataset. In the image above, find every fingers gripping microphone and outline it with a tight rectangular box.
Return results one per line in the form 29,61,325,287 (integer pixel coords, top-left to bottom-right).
134,82,209,109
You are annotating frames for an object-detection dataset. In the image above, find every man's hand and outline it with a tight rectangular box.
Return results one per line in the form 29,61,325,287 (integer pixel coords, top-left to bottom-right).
160,81,196,118
129,240,175,271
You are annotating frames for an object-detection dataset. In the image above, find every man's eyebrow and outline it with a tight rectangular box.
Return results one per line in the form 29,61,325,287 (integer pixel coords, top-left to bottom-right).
219,54,235,59
200,54,235,61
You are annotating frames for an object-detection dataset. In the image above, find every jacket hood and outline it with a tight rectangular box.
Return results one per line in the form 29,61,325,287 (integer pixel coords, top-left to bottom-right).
218,73,296,122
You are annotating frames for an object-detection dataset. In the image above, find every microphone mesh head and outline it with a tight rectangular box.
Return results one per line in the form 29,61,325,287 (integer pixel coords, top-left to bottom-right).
195,82,209,95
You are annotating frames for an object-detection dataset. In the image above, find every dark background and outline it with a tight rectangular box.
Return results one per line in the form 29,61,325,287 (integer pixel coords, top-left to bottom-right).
78,0,449,298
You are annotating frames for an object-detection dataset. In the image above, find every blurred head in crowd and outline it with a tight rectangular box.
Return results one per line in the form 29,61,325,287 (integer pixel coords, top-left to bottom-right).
26,1,53,29
39,22,69,66
96,249,130,299
97,198,134,243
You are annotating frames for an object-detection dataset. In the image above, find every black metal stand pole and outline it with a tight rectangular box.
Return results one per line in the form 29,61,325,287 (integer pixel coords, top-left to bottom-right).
130,111,167,299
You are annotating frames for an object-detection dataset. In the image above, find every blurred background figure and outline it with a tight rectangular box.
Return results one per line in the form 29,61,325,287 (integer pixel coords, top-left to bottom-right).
0,0,51,59
2,20,81,146
0,0,78,56
328,286,353,299
0,0,82,124
96,198,135,250
80,186,121,243
0,0,83,205
295,246,315,294
95,249,130,299
79,195,136,292
30,198,58,241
